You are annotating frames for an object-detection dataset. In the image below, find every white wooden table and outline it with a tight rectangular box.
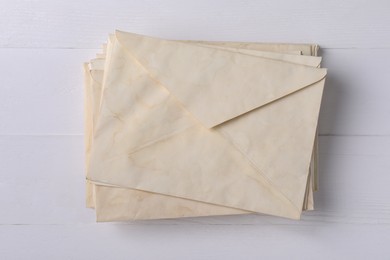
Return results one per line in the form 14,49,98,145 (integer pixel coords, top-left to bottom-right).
1,1,389,259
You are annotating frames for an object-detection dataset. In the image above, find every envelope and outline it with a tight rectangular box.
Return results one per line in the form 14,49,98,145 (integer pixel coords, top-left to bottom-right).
84,31,327,221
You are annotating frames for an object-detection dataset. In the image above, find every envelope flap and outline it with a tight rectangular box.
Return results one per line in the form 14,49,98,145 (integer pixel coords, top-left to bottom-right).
115,31,327,128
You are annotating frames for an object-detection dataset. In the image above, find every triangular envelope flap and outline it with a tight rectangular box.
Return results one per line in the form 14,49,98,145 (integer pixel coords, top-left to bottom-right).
115,30,327,128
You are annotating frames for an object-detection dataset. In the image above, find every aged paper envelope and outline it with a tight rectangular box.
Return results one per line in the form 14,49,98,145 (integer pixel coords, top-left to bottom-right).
85,31,326,221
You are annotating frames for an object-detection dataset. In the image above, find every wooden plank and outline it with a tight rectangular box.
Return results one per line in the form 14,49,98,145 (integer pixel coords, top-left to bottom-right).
0,49,389,135
0,224,389,259
319,49,390,135
0,0,389,49
0,135,389,225
0,135,95,224
0,49,97,135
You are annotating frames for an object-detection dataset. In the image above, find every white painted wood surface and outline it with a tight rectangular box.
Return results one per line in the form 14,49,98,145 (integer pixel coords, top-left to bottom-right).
1,1,389,259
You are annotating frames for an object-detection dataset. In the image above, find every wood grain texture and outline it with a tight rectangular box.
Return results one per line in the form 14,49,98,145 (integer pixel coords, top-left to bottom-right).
0,0,390,49
1,224,390,259
1,0,389,259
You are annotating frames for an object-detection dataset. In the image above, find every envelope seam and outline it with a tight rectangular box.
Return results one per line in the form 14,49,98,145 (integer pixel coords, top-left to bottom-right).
114,35,211,129
125,125,194,156
216,128,302,215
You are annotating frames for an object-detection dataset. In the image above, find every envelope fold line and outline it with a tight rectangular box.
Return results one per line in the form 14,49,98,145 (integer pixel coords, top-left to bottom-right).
115,30,327,129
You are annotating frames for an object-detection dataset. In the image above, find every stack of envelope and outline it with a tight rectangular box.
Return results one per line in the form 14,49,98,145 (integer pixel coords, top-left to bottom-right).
83,31,327,222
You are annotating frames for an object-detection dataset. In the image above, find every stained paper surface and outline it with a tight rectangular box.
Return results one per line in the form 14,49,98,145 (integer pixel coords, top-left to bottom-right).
84,31,327,221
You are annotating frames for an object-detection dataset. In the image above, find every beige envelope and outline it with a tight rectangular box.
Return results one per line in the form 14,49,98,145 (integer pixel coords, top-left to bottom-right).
85,31,326,221
84,54,318,221
84,48,318,220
